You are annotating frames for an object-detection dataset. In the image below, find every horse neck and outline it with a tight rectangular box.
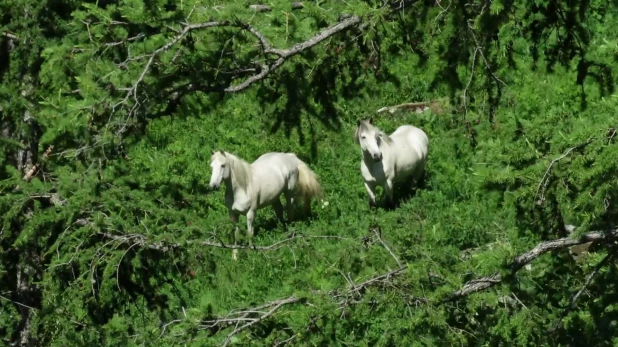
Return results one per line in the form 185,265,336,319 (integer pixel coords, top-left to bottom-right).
225,155,253,194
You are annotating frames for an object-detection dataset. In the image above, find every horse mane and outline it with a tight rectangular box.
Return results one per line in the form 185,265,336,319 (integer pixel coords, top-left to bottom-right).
354,119,394,146
219,151,253,191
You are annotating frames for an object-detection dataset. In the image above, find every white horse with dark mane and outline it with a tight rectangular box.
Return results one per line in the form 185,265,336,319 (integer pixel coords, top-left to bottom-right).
209,150,323,259
354,117,429,208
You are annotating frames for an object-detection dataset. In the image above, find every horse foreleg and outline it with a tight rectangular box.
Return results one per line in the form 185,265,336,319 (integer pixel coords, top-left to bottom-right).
363,181,377,208
246,209,256,249
384,179,394,208
230,212,240,260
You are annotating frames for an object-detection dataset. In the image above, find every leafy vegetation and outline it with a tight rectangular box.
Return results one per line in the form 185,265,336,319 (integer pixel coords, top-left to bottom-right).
1,0,618,345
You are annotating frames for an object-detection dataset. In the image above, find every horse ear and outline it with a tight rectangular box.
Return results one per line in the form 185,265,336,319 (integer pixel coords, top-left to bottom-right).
219,150,225,156
356,119,361,127
368,117,373,124
211,149,215,155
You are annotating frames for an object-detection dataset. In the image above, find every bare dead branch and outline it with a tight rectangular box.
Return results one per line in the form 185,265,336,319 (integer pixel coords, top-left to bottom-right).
220,296,302,347
194,265,412,343
0,294,38,311
371,226,402,267
462,47,479,113
22,145,53,182
535,138,594,205
2,32,19,40
248,2,304,12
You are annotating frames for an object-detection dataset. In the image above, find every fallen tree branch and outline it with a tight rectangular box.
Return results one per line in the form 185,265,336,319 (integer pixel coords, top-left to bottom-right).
340,266,408,298
376,98,449,115
447,227,618,301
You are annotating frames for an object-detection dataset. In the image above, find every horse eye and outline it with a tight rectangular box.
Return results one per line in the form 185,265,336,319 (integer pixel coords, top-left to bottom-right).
361,135,366,139
221,164,225,168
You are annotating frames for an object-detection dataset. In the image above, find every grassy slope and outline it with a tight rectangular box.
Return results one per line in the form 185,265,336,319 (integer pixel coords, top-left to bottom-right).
43,1,618,345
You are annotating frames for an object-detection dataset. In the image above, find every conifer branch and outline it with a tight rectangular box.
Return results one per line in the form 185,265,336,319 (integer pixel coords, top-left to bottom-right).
447,227,618,300
160,227,618,343
113,14,362,135
188,266,413,343
550,250,616,331
535,137,595,205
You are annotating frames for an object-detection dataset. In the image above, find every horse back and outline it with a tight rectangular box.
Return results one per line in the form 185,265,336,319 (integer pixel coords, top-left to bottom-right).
390,125,429,165
251,152,299,200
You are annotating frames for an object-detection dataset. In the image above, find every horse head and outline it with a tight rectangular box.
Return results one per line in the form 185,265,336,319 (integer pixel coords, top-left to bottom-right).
355,117,383,162
209,149,230,190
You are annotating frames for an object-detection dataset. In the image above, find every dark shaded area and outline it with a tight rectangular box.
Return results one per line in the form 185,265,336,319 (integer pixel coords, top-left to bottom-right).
384,169,430,211
443,245,618,345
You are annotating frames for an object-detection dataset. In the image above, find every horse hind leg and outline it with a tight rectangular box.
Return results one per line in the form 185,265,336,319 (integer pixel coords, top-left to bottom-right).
273,198,287,231
303,193,312,217
285,172,299,223
284,190,296,223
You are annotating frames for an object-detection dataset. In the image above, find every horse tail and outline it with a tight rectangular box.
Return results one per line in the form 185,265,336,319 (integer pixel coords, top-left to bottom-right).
294,157,324,208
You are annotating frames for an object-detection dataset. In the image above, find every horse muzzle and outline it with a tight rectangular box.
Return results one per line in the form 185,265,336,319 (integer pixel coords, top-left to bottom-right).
372,154,382,162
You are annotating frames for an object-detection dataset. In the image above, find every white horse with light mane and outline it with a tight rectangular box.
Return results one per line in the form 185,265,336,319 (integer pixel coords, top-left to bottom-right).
354,117,429,208
209,150,324,259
